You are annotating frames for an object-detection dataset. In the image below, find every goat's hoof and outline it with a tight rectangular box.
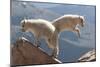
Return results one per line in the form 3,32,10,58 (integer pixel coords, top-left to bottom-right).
34,42,41,47
36,45,40,47
50,55,57,58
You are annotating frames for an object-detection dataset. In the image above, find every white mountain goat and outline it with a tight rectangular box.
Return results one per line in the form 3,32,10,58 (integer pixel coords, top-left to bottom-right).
52,15,85,37
20,19,59,58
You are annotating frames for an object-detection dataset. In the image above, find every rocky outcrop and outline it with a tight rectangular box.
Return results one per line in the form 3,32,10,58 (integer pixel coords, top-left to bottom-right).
11,37,61,66
78,49,96,62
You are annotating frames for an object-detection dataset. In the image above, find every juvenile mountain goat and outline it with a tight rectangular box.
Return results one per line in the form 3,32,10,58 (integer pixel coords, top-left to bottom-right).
20,19,58,58
52,15,85,37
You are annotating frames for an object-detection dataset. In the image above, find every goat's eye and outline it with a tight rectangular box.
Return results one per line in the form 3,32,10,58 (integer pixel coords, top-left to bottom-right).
48,38,51,42
22,24,24,27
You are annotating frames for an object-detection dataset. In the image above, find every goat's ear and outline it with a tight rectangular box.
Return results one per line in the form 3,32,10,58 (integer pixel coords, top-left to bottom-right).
23,19,26,24
79,16,84,22
21,19,25,27
23,20,26,27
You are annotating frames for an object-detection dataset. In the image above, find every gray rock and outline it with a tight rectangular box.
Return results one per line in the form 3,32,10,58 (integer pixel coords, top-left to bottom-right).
78,49,96,62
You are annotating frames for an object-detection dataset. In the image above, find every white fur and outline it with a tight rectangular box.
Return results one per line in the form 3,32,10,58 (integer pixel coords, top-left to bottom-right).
52,14,85,37
21,19,59,58
20,14,85,58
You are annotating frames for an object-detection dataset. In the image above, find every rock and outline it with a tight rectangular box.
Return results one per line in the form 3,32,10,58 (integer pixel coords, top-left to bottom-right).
78,49,96,62
11,37,61,66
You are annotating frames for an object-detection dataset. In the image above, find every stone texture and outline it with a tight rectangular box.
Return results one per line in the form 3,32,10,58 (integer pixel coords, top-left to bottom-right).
11,37,61,66
78,49,96,62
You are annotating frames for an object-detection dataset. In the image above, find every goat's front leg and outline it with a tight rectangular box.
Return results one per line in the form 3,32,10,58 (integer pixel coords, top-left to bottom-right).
51,46,59,58
74,27,80,37
49,32,59,58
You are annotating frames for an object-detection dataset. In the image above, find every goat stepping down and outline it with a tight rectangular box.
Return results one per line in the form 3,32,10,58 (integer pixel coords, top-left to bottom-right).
20,19,58,58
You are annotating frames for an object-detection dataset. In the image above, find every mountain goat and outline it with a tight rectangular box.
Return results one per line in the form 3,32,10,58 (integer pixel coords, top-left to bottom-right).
52,15,85,37
20,19,59,58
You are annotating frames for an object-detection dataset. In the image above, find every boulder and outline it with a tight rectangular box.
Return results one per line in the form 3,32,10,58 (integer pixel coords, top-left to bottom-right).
11,37,61,66
78,49,96,62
